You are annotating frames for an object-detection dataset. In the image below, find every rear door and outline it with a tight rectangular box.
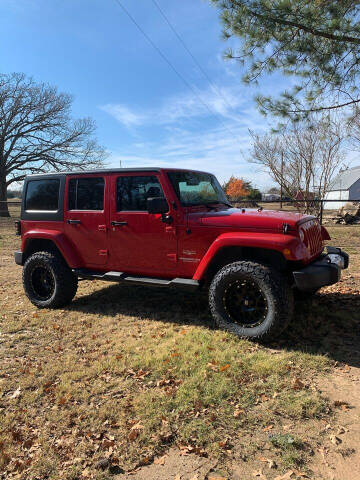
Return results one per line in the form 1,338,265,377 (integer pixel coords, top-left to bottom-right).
108,173,177,277
64,175,109,267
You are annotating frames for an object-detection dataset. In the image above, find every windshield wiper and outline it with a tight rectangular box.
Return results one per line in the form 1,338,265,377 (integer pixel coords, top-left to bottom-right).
206,201,233,208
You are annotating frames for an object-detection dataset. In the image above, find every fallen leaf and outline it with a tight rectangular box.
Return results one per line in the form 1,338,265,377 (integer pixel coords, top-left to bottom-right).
234,408,245,418
259,457,276,469
330,434,342,445
263,424,274,432
292,469,308,478
154,455,166,465
274,471,294,480
219,364,230,372
291,378,305,390
337,425,348,435
334,400,350,411
10,387,21,399
218,440,229,449
128,422,143,441
317,445,329,461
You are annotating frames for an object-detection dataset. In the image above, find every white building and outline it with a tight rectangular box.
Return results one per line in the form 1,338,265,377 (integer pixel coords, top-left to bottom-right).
262,193,281,201
324,166,360,210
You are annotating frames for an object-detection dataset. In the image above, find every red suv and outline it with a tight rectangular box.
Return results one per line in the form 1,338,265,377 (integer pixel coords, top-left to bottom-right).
14,168,348,341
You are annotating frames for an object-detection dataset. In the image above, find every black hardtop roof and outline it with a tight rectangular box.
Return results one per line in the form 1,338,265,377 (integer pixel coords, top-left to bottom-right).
26,167,211,179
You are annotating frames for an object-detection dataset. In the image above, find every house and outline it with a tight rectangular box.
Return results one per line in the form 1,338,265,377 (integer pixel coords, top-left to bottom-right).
262,193,281,202
324,166,360,209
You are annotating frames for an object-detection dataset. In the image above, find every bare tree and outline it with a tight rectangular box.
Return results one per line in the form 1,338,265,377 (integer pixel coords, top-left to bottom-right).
0,73,106,217
250,116,346,213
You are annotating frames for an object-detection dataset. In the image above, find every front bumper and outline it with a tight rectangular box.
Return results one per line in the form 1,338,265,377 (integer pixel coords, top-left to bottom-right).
293,247,349,292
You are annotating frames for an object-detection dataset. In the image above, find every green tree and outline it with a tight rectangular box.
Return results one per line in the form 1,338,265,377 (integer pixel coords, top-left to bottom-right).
210,0,360,119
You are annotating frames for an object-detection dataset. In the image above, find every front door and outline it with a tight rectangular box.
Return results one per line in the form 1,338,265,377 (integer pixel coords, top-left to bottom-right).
108,174,177,277
64,175,108,267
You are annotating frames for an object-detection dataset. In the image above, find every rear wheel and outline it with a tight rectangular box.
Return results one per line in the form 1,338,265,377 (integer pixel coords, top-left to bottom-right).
23,251,78,308
209,261,293,342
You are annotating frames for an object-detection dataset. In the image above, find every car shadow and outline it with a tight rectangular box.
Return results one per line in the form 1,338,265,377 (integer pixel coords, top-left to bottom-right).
283,291,360,368
66,284,360,368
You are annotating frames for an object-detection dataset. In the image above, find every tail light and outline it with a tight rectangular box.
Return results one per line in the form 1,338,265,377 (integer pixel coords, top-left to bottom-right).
14,220,21,236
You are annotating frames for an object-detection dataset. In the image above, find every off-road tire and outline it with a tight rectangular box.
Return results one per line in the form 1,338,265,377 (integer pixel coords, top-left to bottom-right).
209,261,293,342
23,251,78,308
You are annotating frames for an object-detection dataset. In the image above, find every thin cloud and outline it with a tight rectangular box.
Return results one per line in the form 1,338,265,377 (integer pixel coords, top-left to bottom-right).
108,117,269,187
100,84,248,127
100,104,144,127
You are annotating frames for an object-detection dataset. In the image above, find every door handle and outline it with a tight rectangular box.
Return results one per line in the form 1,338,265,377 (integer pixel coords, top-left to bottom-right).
67,219,81,225
111,221,128,226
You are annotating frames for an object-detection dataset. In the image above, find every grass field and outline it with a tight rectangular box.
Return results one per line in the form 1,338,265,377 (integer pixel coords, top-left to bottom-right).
1,217,359,480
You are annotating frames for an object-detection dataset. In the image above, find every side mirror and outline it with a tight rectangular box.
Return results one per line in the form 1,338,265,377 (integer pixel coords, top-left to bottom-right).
147,197,169,214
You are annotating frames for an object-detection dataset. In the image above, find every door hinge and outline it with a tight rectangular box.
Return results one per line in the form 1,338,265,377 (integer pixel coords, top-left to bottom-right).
98,249,108,256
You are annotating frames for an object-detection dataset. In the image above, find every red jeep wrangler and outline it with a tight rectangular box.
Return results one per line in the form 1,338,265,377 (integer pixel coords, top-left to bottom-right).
14,168,348,341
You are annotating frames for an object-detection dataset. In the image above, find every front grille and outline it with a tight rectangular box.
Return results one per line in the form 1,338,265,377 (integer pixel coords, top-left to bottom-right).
301,220,323,256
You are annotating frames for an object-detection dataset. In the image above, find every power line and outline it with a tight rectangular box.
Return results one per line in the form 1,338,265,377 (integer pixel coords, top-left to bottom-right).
151,0,234,113
112,0,241,141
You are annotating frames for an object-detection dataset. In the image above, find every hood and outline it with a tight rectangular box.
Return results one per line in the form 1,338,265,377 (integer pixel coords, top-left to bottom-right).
188,207,313,231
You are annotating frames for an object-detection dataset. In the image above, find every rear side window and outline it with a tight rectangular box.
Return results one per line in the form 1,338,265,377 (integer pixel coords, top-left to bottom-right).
68,177,104,210
25,179,60,211
116,176,164,211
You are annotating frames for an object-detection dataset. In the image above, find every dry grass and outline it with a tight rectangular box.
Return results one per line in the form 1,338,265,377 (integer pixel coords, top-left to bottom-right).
1,219,359,480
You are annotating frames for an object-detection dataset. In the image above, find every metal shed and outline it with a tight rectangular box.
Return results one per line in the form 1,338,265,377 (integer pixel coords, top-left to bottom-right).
324,166,360,209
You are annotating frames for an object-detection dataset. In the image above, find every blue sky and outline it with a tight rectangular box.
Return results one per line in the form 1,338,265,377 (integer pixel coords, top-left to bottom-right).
0,0,294,189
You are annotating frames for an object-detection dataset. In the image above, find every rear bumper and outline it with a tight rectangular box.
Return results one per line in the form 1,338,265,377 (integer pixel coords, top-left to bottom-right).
293,247,349,292
14,251,23,266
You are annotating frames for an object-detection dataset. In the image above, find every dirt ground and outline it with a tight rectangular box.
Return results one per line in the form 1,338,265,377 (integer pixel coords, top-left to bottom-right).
1,219,359,480
114,374,360,480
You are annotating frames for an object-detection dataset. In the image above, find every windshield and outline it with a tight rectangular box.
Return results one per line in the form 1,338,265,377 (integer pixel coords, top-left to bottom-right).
167,171,229,207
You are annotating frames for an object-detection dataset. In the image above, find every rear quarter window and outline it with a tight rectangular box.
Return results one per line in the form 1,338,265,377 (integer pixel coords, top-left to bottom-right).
25,179,60,211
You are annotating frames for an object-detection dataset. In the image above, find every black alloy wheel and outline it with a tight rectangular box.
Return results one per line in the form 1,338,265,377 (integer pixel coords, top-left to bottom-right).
209,260,293,341
223,278,268,328
30,265,55,300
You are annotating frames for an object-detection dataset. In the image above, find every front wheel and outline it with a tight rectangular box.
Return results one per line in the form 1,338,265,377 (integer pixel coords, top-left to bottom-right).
209,261,293,342
23,251,78,308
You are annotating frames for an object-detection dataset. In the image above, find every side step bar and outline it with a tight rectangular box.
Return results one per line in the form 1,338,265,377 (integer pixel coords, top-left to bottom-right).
73,269,200,291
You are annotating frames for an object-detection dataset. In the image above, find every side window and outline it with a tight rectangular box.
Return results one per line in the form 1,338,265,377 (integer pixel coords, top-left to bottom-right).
68,177,104,210
25,179,60,211
116,176,164,211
